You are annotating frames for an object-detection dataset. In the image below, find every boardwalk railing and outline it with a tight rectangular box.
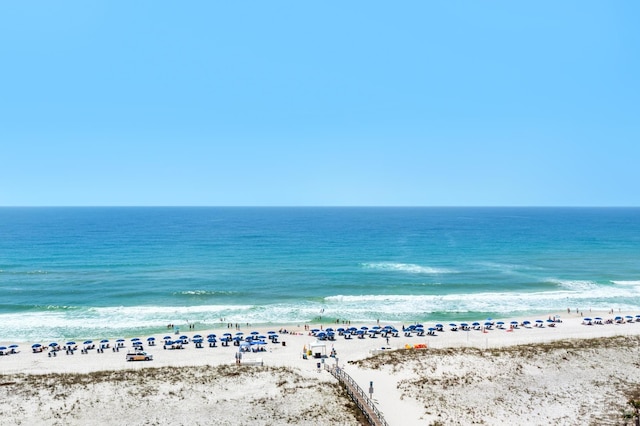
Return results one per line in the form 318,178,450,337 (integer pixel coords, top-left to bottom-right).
325,365,389,426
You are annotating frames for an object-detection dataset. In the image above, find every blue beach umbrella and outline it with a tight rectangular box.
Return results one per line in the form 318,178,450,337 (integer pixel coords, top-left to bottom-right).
49,342,59,347
9,344,19,349
66,341,76,346
101,339,109,343
147,337,155,341
32,343,42,348
83,340,93,345
449,323,457,327
0,346,7,351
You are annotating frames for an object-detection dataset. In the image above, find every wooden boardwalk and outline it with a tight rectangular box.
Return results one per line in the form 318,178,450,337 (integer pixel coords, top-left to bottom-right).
325,365,389,426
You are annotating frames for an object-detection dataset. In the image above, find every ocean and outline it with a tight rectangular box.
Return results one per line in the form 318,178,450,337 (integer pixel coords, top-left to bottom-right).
1,207,639,342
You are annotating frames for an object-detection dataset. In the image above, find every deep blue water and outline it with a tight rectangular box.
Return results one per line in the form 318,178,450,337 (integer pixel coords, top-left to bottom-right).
1,207,639,341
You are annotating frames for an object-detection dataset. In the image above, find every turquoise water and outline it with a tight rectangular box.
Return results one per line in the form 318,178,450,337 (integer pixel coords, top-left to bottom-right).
1,207,639,341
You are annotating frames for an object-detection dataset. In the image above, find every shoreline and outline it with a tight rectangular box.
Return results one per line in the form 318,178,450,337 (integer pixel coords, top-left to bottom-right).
3,309,640,425
2,309,639,375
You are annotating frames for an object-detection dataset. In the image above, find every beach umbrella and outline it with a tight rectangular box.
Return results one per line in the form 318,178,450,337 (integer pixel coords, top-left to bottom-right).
83,340,93,345
472,322,480,327
449,323,457,327
207,334,216,339
583,318,592,322
131,338,140,342
267,331,276,334
32,343,42,349
460,323,469,327
436,324,443,328
484,322,492,326
9,344,19,349
116,339,125,343
535,320,544,324
522,321,531,325
49,342,59,347
428,327,436,332
510,321,518,325
546,319,555,323
0,346,7,351
101,339,109,343
66,341,76,346
147,337,155,341
496,321,504,325
193,334,202,339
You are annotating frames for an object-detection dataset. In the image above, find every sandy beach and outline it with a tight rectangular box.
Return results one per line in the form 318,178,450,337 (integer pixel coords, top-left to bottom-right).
3,310,640,425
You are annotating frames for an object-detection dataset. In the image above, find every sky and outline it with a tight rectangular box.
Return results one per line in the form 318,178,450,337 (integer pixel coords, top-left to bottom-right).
1,1,638,207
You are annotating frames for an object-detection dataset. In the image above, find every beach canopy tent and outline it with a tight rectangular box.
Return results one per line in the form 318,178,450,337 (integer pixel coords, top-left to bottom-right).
309,340,326,358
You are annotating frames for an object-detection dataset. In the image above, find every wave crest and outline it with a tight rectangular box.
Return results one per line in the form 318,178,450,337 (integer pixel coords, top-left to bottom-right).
362,262,452,274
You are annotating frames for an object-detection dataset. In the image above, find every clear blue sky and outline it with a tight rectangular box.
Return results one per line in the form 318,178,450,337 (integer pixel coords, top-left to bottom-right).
1,1,638,206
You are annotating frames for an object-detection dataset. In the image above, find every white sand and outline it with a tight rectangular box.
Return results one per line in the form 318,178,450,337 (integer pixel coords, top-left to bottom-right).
2,309,640,425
